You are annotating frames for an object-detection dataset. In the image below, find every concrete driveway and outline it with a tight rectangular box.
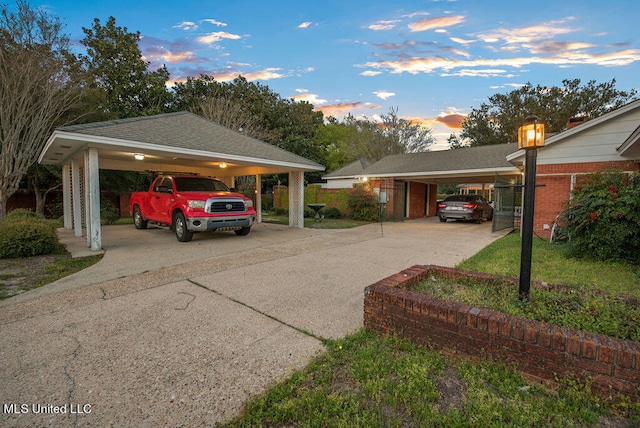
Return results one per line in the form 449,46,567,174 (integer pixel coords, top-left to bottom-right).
0,219,506,426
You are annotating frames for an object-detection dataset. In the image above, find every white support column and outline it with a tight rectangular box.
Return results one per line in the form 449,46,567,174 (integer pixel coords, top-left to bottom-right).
87,148,102,251
288,171,304,229
84,151,91,247
255,174,262,224
62,164,72,229
71,159,82,237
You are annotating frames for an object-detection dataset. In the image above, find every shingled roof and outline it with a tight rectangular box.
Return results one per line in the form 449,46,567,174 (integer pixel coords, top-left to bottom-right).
364,143,519,176
323,158,371,179
40,111,324,173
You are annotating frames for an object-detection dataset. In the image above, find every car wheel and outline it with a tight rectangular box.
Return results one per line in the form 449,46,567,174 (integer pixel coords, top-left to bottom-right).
133,205,147,229
174,212,193,242
234,226,251,236
439,217,447,223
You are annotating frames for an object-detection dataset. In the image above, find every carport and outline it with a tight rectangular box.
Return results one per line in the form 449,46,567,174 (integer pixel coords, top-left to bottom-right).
38,111,325,251
354,143,523,228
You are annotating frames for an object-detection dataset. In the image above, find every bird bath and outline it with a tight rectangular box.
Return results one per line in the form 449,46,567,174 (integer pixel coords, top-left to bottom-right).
307,203,326,223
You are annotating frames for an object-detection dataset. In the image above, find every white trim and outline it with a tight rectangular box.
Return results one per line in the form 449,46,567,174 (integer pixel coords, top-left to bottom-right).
255,174,262,224
362,166,520,179
41,131,324,171
87,148,101,251
71,159,82,237
62,165,72,229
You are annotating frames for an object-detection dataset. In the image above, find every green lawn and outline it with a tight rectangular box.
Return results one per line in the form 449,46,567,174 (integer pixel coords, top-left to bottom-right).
457,231,640,298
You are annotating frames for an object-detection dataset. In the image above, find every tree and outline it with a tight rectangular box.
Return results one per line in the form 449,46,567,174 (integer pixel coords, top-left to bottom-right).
342,108,434,163
0,0,84,220
197,96,277,144
381,107,434,154
171,74,326,185
447,133,467,149
460,79,638,146
312,119,356,172
79,16,171,119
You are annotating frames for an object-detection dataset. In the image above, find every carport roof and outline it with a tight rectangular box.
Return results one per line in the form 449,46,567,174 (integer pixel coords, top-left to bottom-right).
362,143,521,183
39,111,324,176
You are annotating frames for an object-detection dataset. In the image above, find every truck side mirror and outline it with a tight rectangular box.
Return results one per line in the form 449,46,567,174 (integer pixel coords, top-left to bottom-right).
157,185,172,194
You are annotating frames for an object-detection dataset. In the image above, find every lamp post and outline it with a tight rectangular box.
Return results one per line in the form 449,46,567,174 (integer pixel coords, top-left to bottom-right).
517,115,545,301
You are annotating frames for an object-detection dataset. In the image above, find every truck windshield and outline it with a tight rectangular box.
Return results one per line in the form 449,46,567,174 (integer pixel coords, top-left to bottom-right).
174,177,230,192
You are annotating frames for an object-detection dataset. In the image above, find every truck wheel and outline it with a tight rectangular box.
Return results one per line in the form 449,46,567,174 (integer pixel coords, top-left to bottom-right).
133,205,148,229
234,227,251,236
174,212,193,242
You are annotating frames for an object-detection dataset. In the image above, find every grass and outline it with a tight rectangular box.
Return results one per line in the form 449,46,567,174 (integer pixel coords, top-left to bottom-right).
221,230,640,427
0,251,102,299
457,231,640,298
0,215,103,299
222,329,631,427
412,271,640,341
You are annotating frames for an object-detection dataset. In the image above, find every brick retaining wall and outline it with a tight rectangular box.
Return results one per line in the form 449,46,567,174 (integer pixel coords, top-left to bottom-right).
363,265,640,400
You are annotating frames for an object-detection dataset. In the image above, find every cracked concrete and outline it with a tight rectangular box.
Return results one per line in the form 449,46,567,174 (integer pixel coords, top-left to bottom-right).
0,219,505,426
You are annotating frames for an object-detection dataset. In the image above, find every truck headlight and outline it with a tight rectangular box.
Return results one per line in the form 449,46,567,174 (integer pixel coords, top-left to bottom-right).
244,199,253,209
188,200,205,209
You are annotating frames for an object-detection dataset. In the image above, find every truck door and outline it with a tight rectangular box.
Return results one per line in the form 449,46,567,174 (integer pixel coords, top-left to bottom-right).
149,177,174,224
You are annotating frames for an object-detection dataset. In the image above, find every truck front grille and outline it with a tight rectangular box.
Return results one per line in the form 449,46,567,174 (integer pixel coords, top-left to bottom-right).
208,200,246,213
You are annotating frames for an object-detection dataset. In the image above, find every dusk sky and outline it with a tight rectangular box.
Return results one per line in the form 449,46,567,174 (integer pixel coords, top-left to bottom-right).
41,0,640,148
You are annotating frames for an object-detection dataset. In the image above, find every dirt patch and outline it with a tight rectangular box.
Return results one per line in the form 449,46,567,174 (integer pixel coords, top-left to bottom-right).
436,364,466,413
0,253,102,299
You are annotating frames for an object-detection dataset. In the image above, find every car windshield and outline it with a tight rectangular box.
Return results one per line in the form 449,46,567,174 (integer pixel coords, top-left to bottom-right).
174,177,229,192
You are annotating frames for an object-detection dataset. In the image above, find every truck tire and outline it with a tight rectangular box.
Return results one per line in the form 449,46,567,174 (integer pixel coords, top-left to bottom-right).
174,212,193,242
234,226,251,236
133,205,148,229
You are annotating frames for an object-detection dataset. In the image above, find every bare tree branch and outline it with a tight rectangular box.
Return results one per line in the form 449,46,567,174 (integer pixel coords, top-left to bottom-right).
0,1,83,219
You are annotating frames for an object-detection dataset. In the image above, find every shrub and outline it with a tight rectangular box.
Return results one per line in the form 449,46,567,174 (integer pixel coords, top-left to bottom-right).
303,208,315,218
347,185,378,222
261,194,273,211
4,208,41,221
100,199,121,225
324,206,342,219
273,207,288,216
0,219,60,258
561,168,640,263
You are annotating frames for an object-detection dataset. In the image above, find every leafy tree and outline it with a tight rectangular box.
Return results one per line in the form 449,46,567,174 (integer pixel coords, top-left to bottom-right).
26,164,61,217
0,0,84,220
79,16,171,119
460,79,637,146
312,119,357,172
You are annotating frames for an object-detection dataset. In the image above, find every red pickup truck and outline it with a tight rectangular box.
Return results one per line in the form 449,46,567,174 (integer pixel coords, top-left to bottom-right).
129,175,256,242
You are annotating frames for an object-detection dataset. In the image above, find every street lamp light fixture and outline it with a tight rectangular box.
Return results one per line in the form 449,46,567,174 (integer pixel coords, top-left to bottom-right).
518,115,545,301
518,115,545,150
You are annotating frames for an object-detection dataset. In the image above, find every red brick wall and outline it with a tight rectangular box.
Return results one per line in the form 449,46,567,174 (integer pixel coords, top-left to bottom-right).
364,265,640,401
407,182,426,219
534,160,639,237
428,184,438,217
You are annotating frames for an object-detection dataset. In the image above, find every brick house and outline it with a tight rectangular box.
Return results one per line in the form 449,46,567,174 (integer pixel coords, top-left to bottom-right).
507,99,640,237
323,99,640,236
